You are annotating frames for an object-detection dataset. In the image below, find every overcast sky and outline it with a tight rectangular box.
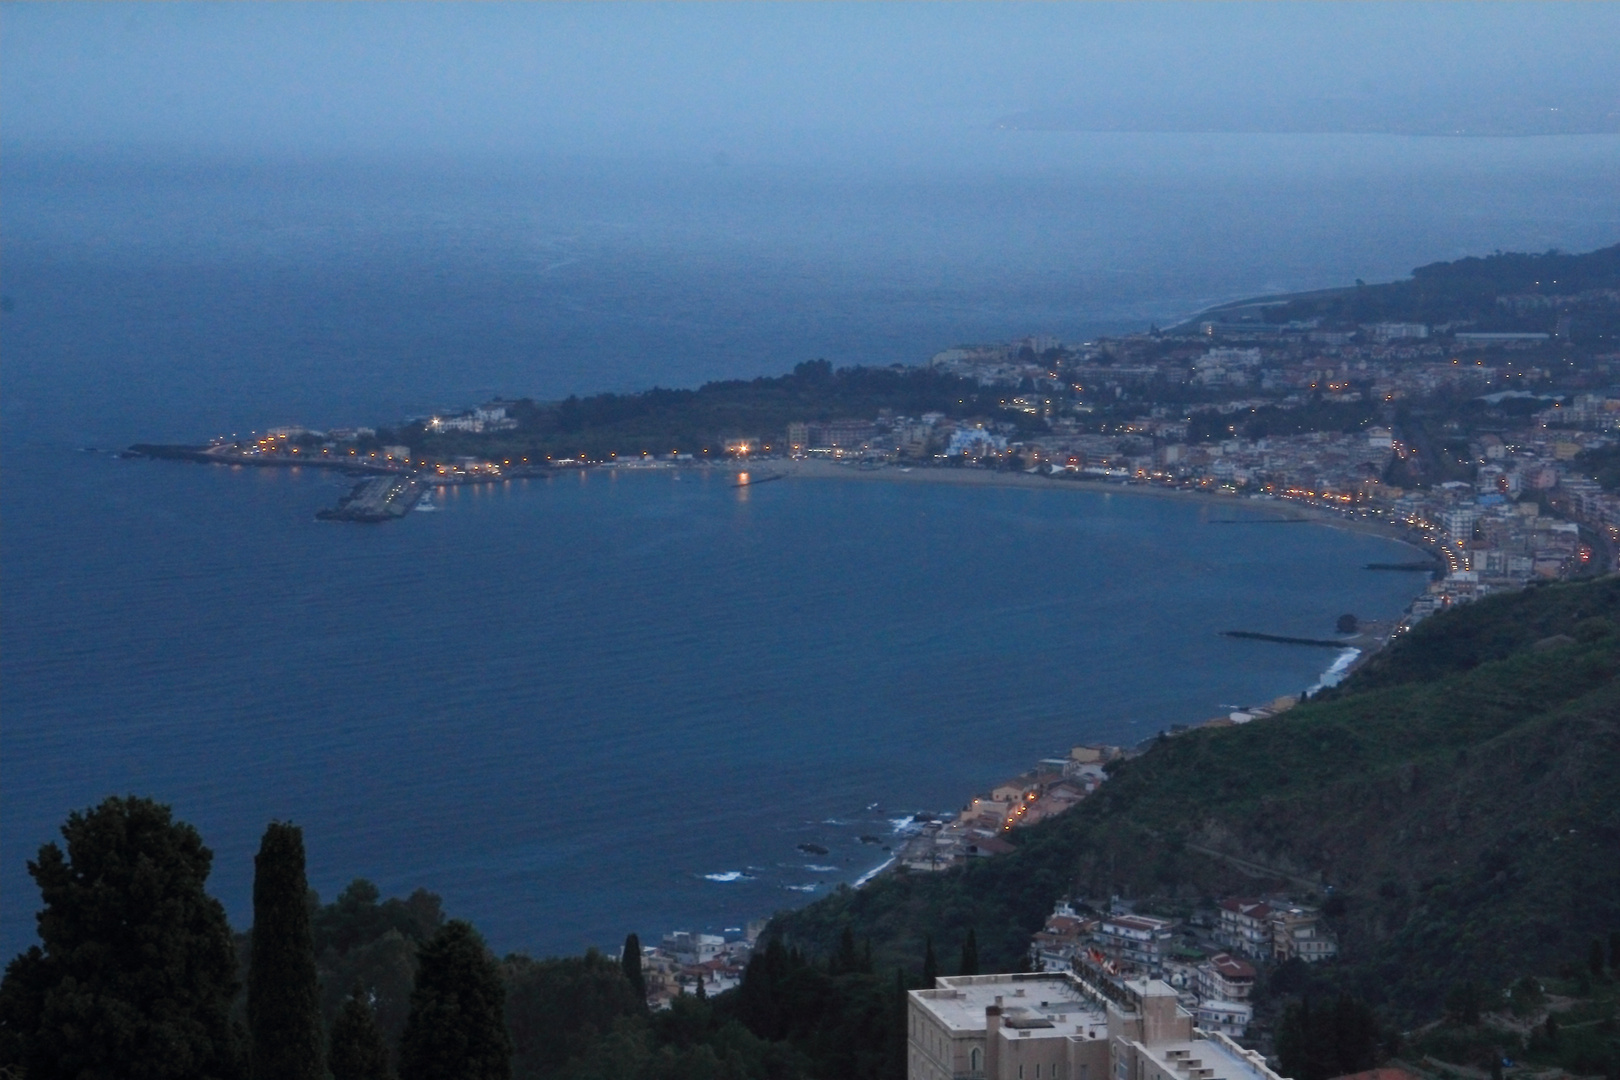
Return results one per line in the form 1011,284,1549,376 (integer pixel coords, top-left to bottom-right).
4,3,1618,159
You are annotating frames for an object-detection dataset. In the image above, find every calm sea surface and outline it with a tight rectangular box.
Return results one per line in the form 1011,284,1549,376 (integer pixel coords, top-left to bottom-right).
4,136,1617,958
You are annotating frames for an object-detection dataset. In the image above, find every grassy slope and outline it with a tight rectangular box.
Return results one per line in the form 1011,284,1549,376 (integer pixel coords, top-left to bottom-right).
768,577,1620,1019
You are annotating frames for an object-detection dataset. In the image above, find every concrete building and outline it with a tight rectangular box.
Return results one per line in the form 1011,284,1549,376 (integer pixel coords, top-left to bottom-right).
907,973,1284,1080
1094,914,1176,976
1217,900,1274,959
1269,908,1338,963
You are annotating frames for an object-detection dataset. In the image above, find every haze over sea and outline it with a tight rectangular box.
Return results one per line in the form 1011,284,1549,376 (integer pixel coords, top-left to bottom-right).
3,135,1618,959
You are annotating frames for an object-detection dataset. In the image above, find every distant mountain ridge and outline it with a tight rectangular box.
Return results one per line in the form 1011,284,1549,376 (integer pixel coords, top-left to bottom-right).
768,576,1620,1020
1174,241,1620,338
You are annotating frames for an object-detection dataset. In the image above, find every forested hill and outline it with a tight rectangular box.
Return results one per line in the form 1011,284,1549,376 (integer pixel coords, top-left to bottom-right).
767,575,1620,1021
1187,241,1620,337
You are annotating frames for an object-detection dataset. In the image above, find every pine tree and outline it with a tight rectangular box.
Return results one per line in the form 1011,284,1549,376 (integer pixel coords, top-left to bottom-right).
922,936,938,987
960,929,979,977
398,920,512,1080
835,926,860,975
0,796,243,1079
329,986,392,1080
249,822,324,1080
621,933,647,1009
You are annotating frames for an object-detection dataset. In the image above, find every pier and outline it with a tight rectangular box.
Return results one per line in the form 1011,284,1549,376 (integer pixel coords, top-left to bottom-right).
316,476,426,522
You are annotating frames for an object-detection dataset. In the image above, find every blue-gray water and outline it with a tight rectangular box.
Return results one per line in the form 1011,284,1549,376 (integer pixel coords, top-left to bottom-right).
3,136,1618,959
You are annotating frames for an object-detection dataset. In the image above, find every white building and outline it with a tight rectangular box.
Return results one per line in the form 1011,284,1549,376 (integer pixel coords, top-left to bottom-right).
908,973,1284,1080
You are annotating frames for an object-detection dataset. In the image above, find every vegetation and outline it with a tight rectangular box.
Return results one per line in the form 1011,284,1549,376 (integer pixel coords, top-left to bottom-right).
378,360,1039,463
329,987,392,1080
249,822,325,1080
398,921,513,1080
768,576,1620,1022
0,796,243,1078
1255,243,1620,339
1575,443,1620,493
3,578,1617,1077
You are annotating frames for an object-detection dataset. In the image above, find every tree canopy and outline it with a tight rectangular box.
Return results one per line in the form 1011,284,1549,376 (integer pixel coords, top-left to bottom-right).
0,795,242,1079
398,920,512,1080
248,822,324,1080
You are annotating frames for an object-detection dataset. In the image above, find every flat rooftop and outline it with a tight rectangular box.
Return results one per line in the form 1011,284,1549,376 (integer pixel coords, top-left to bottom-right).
1142,1038,1274,1080
913,974,1109,1039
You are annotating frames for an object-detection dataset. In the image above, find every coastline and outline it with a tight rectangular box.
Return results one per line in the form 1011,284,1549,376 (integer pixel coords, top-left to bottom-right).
756,457,1435,553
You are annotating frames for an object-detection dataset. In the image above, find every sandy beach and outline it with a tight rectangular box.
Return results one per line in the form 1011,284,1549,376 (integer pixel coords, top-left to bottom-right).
736,458,1434,551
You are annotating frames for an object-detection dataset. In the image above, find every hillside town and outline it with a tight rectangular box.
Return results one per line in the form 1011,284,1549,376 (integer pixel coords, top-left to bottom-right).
776,326,1620,625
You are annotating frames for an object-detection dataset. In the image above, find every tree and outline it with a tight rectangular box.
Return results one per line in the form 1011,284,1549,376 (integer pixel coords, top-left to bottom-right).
1446,981,1484,1025
921,937,938,987
504,951,640,1078
959,929,979,977
1276,995,1379,1080
249,822,324,1080
621,933,647,1009
398,920,511,1080
329,987,391,1080
0,795,243,1078
835,927,861,976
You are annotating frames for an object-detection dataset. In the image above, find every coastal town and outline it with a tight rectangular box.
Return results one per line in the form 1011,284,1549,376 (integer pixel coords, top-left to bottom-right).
131,318,1620,622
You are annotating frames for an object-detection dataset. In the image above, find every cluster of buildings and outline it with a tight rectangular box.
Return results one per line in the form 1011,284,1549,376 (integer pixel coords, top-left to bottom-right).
908,972,1284,1080
628,926,763,1008
1027,895,1338,1040
895,746,1124,874
777,333,1619,624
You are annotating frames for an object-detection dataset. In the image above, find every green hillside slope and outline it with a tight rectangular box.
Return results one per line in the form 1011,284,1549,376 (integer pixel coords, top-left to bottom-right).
769,577,1620,1020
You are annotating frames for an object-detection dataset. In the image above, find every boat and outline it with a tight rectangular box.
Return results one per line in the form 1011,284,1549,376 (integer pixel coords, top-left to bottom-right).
414,496,439,512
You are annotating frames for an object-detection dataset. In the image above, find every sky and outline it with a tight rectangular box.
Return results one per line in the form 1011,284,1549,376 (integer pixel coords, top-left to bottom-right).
4,3,1619,162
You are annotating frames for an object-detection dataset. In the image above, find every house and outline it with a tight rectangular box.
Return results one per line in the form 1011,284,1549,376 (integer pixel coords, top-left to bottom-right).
1196,953,1256,1001
1217,899,1274,959
1193,998,1253,1039
1270,906,1338,963
1094,914,1176,975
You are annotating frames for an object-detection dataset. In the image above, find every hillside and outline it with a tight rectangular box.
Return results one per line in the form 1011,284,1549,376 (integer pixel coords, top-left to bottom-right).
768,576,1620,1021
1183,242,1620,340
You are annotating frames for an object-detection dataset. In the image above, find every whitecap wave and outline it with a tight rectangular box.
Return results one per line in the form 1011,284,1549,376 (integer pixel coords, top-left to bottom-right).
889,815,919,835
804,864,836,872
854,857,896,887
784,884,818,893
702,871,753,883
1308,647,1361,693
821,818,847,825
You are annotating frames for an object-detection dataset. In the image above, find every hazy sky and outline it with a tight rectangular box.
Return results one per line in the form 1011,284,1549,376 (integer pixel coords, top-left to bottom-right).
4,3,1618,160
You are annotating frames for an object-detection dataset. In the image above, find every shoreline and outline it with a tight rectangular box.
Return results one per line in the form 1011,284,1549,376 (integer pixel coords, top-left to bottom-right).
754,457,1436,554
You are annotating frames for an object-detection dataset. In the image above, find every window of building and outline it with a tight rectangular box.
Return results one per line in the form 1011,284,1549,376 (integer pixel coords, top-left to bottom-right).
971,1048,983,1073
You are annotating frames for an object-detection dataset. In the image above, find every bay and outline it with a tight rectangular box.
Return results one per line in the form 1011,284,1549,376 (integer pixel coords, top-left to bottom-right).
3,133,1616,958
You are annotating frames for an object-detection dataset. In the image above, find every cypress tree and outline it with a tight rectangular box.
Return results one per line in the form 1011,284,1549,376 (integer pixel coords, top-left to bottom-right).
621,932,647,1008
835,926,860,975
329,986,391,1080
922,936,938,987
0,796,242,1079
249,822,324,1080
960,928,979,977
398,920,512,1080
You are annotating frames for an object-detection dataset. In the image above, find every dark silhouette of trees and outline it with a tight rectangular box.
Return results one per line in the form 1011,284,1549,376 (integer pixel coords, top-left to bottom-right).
0,796,242,1078
398,920,511,1080
249,822,324,1080
1275,995,1380,1080
620,933,647,1009
329,986,391,1080
959,929,979,977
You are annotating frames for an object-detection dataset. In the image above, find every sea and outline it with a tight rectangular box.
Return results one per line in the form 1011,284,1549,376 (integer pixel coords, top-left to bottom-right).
4,133,1618,960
